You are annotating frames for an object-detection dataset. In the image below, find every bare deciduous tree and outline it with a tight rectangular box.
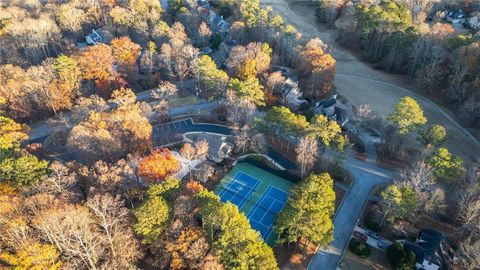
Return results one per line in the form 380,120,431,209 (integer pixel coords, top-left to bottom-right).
234,125,250,155
251,133,267,153
225,90,256,126
181,143,196,178
33,205,105,269
195,139,209,157
87,194,142,269
402,153,435,192
32,161,82,203
459,237,480,270
457,184,480,236
197,21,211,47
265,71,286,95
296,137,318,177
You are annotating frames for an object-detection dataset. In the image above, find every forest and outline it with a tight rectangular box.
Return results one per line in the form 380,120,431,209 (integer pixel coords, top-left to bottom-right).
317,0,480,124
0,0,340,269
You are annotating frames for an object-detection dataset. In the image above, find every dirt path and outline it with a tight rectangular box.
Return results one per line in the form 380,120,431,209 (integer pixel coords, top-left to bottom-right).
260,0,480,164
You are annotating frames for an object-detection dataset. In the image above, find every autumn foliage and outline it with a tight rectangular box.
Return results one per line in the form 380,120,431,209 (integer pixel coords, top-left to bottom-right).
138,149,180,182
78,44,119,96
111,36,141,72
186,180,204,195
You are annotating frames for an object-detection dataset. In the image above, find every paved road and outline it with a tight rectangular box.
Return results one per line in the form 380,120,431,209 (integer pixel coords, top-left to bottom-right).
261,0,480,164
308,135,395,270
258,1,478,268
28,96,217,144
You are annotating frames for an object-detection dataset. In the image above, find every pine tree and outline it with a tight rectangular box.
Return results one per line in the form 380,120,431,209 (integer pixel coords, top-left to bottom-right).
275,173,335,249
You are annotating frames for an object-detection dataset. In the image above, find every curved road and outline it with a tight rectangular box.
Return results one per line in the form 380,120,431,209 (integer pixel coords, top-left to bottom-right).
308,134,394,270
260,0,480,164
258,1,478,269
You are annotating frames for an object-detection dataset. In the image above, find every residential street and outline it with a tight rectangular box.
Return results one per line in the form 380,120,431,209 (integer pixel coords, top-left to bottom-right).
20,2,478,269
308,134,395,270
27,88,217,143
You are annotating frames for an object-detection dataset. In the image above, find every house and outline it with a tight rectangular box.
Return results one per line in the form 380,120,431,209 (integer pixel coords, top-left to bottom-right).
314,94,350,126
85,29,113,46
466,13,480,29
271,66,306,109
446,9,467,24
282,77,305,108
208,11,229,33
196,133,232,163
85,30,102,45
403,229,442,270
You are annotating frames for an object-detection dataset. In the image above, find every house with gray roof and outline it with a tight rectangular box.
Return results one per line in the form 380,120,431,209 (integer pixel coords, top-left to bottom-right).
196,133,232,163
403,229,442,270
314,94,350,127
208,10,229,33
85,29,113,46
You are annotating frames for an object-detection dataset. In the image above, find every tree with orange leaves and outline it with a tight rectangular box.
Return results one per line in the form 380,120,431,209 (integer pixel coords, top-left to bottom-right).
78,44,118,96
111,37,141,73
298,38,336,99
138,149,180,182
186,180,204,195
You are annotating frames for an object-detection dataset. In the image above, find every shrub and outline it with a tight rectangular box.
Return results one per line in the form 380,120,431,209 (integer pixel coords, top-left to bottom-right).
386,242,416,270
365,214,381,231
349,238,371,258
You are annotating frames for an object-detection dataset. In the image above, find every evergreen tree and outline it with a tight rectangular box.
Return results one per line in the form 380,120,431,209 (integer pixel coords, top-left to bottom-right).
264,106,309,138
228,78,265,106
0,116,48,188
388,96,427,135
275,173,335,249
196,189,278,270
428,147,463,181
418,124,446,148
194,55,229,99
380,185,417,226
133,180,180,244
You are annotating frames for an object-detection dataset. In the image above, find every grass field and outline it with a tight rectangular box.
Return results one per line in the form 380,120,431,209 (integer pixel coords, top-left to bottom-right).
214,162,293,244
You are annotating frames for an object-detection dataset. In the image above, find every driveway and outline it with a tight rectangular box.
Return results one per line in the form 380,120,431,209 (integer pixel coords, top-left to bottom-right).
308,134,394,270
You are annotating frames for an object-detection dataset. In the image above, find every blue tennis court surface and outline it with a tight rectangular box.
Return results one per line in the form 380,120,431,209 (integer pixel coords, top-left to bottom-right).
214,163,293,244
219,172,260,208
247,186,288,240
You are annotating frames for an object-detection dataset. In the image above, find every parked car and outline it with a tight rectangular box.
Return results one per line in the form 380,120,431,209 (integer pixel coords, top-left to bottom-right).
200,47,212,55
377,240,389,249
353,231,368,241
365,229,380,239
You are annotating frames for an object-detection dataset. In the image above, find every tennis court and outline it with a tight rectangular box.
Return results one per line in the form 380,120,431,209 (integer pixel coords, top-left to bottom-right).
215,162,292,244
218,172,260,208
247,186,288,240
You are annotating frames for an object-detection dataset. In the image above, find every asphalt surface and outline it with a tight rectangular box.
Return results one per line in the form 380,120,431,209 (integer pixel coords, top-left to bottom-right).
27,99,218,144
308,135,395,270
153,118,233,147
